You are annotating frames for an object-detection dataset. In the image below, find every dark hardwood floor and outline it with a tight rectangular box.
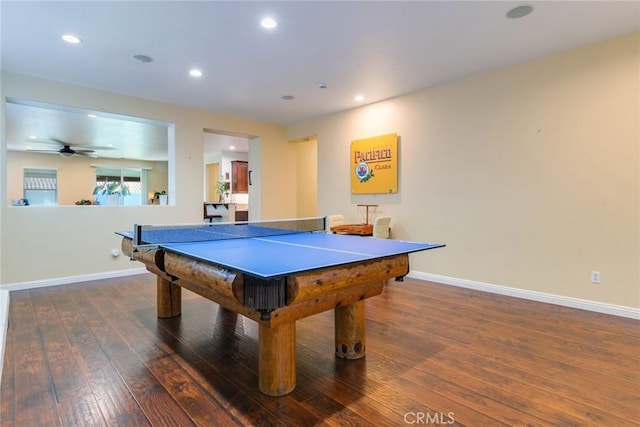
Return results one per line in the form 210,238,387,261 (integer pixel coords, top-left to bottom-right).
1,274,638,426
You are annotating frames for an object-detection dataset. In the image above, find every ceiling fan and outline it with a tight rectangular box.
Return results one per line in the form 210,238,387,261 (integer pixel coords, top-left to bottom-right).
26,138,112,158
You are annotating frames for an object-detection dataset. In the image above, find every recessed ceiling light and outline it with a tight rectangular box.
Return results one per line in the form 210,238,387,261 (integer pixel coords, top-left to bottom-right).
189,69,203,77
133,54,153,63
29,135,37,139
62,34,81,44
261,17,277,29
506,5,533,19
354,94,365,102
87,113,97,118
229,145,235,150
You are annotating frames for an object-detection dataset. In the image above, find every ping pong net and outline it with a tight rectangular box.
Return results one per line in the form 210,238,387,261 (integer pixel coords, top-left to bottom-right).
132,217,326,248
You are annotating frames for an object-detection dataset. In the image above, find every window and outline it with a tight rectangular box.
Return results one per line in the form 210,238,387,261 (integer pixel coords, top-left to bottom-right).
94,167,147,206
24,168,57,205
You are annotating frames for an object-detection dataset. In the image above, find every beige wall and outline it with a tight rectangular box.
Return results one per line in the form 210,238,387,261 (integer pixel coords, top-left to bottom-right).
6,151,168,205
288,32,640,308
1,72,295,284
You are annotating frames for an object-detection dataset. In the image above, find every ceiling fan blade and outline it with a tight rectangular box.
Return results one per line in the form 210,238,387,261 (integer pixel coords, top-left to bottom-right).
74,149,96,154
50,138,71,146
52,138,115,150
83,145,115,150
76,152,98,158
26,149,59,153
28,138,115,151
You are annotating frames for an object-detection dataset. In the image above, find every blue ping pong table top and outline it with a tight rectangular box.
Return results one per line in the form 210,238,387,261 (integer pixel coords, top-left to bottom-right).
154,231,444,279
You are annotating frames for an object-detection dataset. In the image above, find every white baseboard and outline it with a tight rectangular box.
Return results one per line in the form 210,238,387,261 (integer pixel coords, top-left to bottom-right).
0,268,148,292
408,271,640,320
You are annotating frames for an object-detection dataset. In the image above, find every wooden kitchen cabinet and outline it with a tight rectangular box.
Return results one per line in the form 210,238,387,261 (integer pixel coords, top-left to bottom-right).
232,161,249,194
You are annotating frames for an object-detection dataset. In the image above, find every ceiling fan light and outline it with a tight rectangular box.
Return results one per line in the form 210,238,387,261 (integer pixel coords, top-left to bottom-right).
59,152,74,157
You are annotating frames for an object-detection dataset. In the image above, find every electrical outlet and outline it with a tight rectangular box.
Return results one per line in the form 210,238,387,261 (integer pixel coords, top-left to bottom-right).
590,271,601,284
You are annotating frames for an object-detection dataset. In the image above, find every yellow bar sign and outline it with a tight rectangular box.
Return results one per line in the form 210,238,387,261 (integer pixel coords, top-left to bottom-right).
351,133,398,194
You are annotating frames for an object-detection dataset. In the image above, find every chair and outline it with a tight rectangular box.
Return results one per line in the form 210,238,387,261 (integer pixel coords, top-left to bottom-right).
326,214,345,231
372,216,391,239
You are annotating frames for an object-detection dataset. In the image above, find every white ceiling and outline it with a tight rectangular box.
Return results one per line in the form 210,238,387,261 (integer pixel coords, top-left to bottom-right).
2,1,638,160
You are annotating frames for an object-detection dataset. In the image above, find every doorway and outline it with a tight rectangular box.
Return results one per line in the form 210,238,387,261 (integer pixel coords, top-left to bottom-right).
203,131,252,219
293,136,318,218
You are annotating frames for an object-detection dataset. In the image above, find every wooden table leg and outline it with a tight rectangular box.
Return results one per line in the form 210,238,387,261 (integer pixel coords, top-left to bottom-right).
157,276,181,318
335,300,366,359
259,321,296,396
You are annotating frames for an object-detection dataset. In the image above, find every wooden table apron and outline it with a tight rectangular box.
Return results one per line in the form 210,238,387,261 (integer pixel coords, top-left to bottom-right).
121,237,409,396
